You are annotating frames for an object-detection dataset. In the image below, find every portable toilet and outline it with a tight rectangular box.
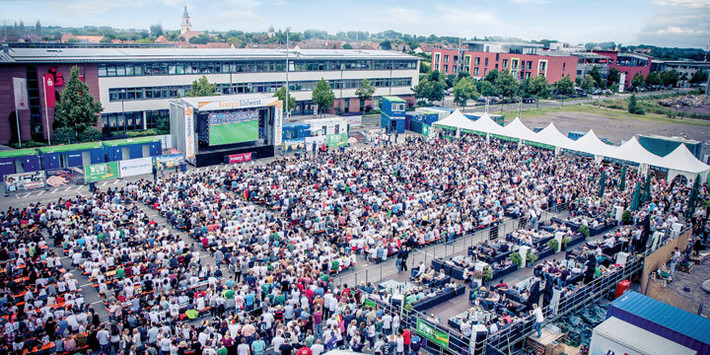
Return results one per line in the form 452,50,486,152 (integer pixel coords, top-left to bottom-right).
381,96,406,133
103,137,163,162
0,148,41,179
39,142,104,170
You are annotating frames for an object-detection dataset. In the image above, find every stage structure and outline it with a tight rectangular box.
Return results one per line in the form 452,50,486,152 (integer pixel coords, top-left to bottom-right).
170,94,283,167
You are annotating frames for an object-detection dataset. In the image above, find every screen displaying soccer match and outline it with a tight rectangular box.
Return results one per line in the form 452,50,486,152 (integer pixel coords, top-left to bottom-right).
208,109,259,146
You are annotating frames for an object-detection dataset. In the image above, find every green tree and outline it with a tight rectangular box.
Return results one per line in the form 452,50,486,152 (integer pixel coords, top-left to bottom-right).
608,68,620,87
312,79,335,114
689,69,708,85
444,74,458,89
627,94,644,114
453,76,480,107
355,79,376,105
156,115,170,135
342,43,352,49
630,73,645,90
645,72,662,88
477,81,497,97
581,75,596,92
150,24,163,37
186,76,218,97
53,67,103,142
661,70,679,87
412,71,445,103
525,75,550,99
494,70,519,100
379,40,392,50
554,75,576,96
189,33,211,44
589,66,602,87
273,86,296,115
484,69,499,83
419,62,431,74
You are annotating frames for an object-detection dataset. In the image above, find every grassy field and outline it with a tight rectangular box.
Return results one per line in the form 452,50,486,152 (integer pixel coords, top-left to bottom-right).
209,120,259,145
500,104,710,127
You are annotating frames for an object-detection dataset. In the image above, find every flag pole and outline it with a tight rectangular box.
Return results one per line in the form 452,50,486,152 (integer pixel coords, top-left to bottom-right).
43,75,52,145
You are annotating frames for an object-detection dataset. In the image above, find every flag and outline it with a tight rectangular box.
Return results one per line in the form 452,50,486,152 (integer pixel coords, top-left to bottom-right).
44,73,56,107
13,77,28,110
244,189,249,200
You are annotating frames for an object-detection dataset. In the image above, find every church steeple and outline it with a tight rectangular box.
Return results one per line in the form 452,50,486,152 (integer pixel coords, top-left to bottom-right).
181,6,192,34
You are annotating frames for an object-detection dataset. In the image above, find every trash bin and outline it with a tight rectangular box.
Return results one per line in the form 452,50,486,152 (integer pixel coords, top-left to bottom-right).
615,280,631,299
89,182,96,192
180,161,187,172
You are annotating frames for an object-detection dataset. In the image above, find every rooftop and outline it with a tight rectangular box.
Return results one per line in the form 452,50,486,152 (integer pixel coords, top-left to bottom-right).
0,48,419,64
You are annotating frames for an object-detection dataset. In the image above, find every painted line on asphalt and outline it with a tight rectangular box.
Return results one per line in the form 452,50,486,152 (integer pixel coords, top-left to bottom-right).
65,186,72,192
38,190,45,196
114,180,119,185
101,181,109,186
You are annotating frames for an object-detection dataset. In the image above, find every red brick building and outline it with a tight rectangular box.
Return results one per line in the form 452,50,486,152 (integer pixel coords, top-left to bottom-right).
431,41,577,84
593,50,651,88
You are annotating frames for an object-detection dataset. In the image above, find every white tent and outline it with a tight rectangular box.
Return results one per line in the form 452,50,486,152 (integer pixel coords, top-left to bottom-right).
468,112,505,136
528,122,572,148
432,109,478,133
657,144,710,182
502,117,537,142
606,136,665,166
563,130,617,157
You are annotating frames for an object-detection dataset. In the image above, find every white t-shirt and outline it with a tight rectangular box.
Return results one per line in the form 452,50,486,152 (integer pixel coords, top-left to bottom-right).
533,307,544,323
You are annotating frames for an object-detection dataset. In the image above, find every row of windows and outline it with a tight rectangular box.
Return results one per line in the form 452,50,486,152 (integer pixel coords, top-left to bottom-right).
101,109,168,132
108,78,413,102
98,59,417,77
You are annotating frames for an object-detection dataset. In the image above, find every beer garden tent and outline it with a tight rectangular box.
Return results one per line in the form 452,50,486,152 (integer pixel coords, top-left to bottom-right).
467,112,506,137
525,122,572,151
431,109,479,135
501,117,537,142
562,130,617,160
606,136,666,167
656,143,710,183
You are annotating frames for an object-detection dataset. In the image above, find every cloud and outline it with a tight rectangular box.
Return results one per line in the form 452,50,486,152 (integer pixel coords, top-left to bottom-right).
511,0,551,4
638,8,709,47
654,25,708,35
654,0,710,7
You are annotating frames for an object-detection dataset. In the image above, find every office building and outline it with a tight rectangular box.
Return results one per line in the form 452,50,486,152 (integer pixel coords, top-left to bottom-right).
0,47,419,144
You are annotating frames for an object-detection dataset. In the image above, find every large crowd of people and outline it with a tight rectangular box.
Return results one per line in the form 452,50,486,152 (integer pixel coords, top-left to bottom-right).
0,132,707,355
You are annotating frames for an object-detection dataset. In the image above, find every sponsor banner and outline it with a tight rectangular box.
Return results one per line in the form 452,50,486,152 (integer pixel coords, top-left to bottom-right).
13,77,28,110
416,319,449,349
422,123,431,137
282,139,305,152
45,169,75,188
154,154,183,170
198,97,279,111
43,73,56,107
346,115,362,127
119,157,153,178
184,107,195,160
274,102,283,146
228,152,252,164
85,162,119,182
326,133,348,147
4,171,46,192
305,136,327,152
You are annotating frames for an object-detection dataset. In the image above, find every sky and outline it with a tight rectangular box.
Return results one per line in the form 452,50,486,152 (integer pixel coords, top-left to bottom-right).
3,0,710,48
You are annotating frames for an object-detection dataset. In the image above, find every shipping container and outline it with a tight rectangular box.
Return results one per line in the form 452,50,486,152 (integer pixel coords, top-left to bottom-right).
590,317,696,355
606,292,710,355
0,148,41,179
638,134,702,159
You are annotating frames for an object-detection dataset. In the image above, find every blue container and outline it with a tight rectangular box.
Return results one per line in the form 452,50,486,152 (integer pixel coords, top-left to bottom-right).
39,142,104,170
568,131,586,141
0,148,41,179
606,292,710,355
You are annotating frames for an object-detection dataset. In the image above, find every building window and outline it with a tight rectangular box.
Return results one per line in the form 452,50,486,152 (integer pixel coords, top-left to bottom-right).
484,68,488,76
435,64,440,70
527,61,533,70
563,63,566,71
435,53,440,63
502,59,508,68
511,59,518,70
474,57,480,66
539,61,546,71
474,68,479,76
496,53,500,61
444,55,449,63
525,72,531,79
485,58,489,66
443,65,448,72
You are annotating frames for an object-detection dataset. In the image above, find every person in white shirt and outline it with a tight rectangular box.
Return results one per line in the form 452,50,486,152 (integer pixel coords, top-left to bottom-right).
532,303,544,338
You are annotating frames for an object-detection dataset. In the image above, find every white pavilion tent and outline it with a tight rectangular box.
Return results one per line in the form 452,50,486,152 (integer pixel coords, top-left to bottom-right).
656,144,710,183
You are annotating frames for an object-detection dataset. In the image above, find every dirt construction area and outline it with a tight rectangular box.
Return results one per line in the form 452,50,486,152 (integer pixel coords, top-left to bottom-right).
519,110,710,157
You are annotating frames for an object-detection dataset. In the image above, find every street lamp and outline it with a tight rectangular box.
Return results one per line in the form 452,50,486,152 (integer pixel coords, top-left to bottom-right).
285,27,291,121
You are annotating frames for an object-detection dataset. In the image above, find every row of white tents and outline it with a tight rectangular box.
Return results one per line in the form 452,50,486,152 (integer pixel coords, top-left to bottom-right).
431,109,710,183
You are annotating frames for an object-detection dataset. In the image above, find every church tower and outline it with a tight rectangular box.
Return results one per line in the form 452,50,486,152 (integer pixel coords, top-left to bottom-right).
181,6,192,34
